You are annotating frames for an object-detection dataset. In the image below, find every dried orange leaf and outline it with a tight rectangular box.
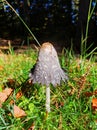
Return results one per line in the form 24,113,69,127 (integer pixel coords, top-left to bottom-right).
16,91,23,99
92,98,97,111
14,105,26,118
0,92,7,103
3,88,13,96
0,88,13,107
0,92,7,107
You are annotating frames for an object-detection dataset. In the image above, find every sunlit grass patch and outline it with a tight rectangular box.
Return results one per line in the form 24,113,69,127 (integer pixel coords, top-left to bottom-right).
0,49,37,83
0,48,97,130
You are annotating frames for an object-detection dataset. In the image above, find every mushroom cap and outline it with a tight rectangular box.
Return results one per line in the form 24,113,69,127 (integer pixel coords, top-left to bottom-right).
29,42,68,86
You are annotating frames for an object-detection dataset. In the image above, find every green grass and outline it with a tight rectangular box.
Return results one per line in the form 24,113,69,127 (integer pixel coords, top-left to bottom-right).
0,48,97,130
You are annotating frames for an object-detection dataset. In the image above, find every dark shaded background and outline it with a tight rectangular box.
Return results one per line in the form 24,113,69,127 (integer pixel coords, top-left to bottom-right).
0,0,97,53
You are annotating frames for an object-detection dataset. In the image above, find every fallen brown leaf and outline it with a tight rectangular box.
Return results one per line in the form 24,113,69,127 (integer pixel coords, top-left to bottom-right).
0,92,7,107
0,88,13,107
3,88,13,96
14,105,26,118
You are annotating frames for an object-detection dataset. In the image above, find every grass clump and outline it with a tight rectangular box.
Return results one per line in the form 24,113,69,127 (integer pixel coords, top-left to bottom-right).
0,47,97,130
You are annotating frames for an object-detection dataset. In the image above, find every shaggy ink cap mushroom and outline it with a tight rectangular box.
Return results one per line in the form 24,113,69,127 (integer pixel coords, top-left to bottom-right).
29,42,68,112
29,42,68,86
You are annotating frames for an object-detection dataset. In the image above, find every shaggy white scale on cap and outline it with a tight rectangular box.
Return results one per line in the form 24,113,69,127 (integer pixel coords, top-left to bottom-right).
29,42,68,86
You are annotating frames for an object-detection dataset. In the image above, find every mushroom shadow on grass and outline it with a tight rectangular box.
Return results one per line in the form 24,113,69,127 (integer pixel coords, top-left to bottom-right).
29,42,68,112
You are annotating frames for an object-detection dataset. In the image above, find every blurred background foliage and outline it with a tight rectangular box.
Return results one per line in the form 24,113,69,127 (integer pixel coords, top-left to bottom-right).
0,0,97,51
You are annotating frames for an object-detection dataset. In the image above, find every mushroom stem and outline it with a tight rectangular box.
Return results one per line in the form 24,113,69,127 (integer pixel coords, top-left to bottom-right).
46,86,50,112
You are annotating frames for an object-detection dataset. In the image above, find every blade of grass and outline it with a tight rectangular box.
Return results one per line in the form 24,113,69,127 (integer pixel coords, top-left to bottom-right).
3,0,41,47
0,115,7,126
81,0,96,58
85,47,97,58
85,0,92,48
